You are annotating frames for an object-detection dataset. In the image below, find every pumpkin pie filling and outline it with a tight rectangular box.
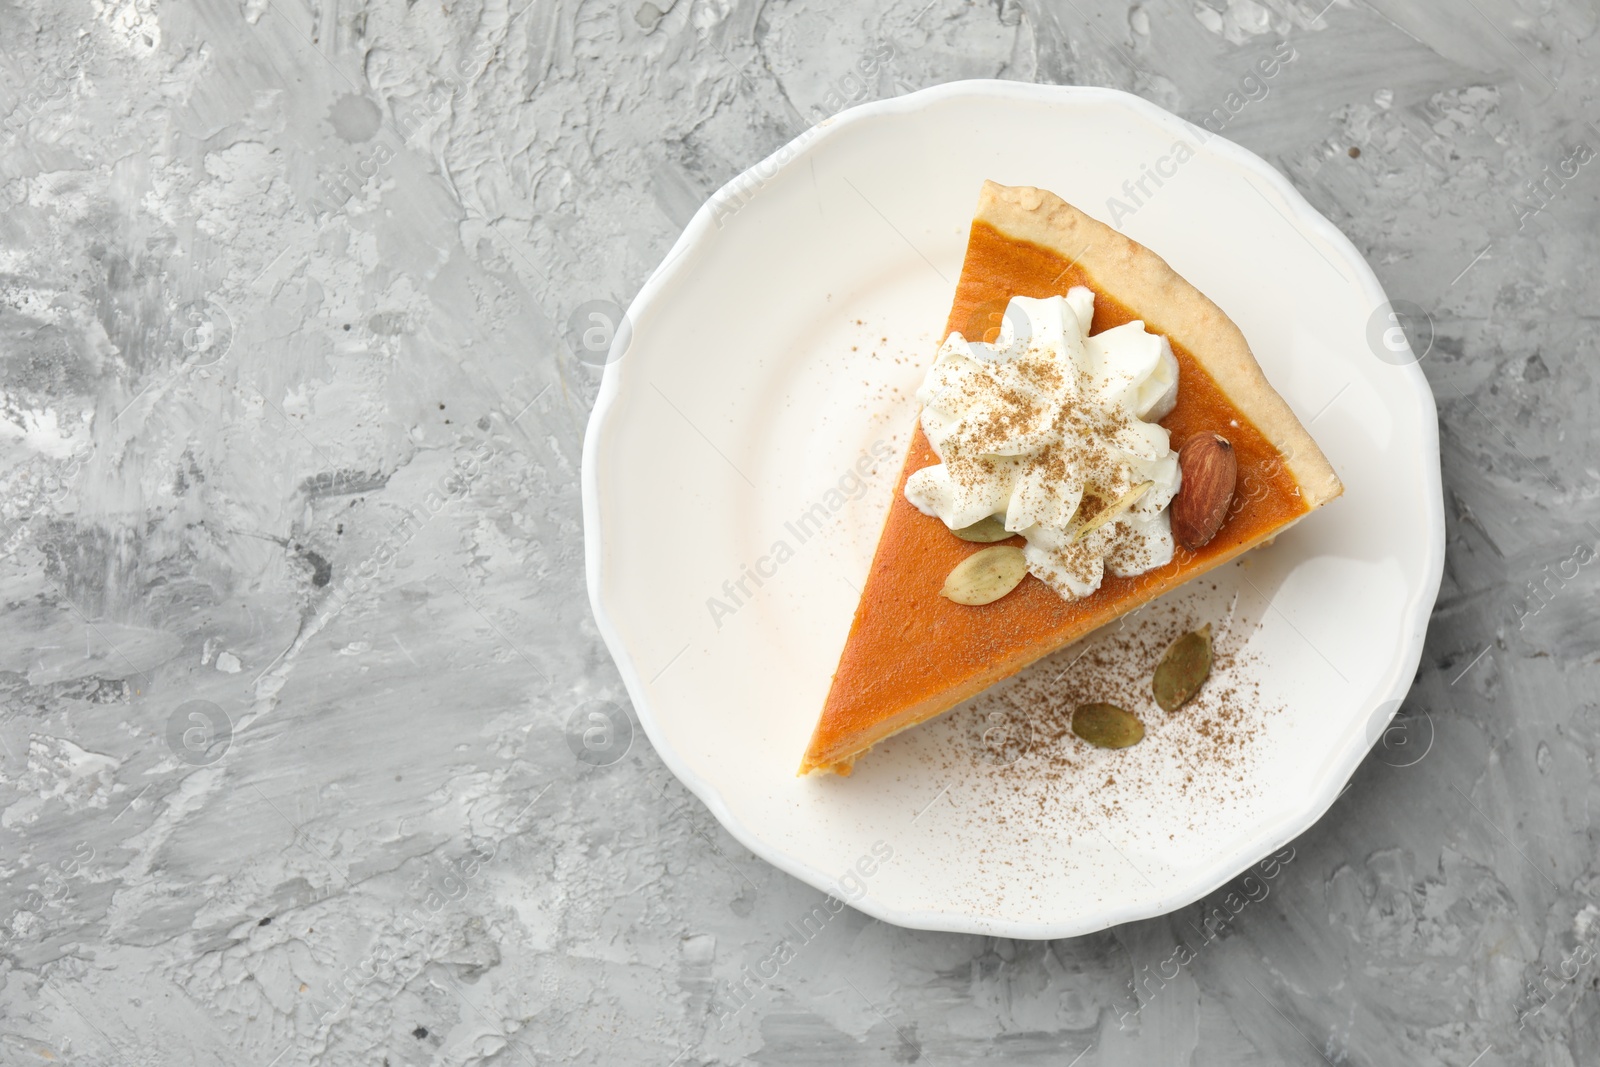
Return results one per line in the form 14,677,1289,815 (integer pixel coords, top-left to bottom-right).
799,182,1341,776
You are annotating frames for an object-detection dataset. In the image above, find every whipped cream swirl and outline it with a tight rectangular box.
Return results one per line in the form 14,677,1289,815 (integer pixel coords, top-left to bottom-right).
904,289,1182,599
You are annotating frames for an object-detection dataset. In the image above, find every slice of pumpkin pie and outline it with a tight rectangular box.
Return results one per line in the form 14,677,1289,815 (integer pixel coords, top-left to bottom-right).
799,181,1341,776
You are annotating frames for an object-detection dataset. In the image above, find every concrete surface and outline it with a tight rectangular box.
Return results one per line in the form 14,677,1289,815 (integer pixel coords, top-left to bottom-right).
1,0,1598,1063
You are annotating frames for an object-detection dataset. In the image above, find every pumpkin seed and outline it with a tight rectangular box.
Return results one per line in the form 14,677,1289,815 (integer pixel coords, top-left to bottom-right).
1071,703,1145,749
952,515,1013,543
1152,623,1213,712
1071,481,1154,544
941,545,1028,605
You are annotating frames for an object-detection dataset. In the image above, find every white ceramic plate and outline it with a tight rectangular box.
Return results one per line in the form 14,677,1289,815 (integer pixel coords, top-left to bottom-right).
582,81,1443,938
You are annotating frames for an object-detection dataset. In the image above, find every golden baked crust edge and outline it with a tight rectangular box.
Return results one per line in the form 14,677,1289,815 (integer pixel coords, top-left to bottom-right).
973,181,1343,509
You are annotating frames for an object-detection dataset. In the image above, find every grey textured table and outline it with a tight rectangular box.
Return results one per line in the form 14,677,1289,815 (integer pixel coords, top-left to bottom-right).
1,0,1596,1064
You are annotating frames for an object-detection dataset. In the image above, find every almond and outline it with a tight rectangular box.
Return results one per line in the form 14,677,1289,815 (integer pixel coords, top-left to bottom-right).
1172,433,1237,550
